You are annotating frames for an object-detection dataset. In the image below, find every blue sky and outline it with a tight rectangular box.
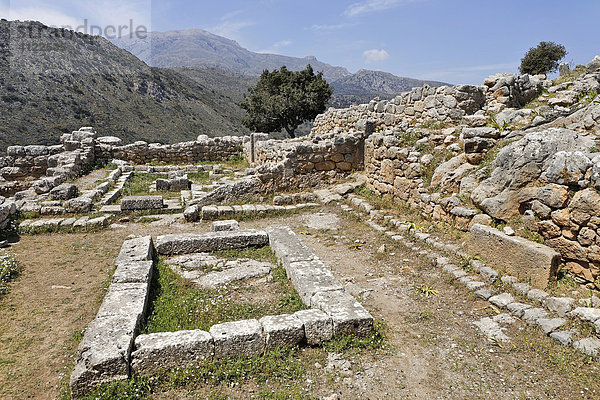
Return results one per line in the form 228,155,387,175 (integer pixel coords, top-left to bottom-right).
2,0,599,84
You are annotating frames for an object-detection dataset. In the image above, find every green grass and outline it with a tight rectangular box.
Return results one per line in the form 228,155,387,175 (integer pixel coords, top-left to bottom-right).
187,171,211,185
0,253,21,296
197,155,249,171
120,173,179,200
143,247,307,334
322,319,387,354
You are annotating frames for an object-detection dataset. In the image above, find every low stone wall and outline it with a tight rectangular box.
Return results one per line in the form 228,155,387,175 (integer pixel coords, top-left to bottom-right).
95,135,247,165
311,73,544,135
252,131,364,173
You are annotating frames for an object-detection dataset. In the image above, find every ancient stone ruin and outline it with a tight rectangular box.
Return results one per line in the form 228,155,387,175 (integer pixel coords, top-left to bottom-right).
2,56,600,397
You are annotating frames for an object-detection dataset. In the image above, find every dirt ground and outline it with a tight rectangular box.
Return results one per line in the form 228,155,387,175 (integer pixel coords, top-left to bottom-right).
2,205,600,399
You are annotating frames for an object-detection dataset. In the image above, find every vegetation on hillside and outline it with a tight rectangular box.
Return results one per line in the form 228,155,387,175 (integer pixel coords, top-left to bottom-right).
519,41,567,75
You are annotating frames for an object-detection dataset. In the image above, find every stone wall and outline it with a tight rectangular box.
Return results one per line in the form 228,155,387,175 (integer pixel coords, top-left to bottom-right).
252,131,364,173
95,134,247,165
311,73,544,135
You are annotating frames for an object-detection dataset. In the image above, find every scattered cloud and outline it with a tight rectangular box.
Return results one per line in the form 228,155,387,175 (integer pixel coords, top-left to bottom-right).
208,9,254,40
258,39,292,54
363,48,390,63
344,0,420,17
309,23,353,31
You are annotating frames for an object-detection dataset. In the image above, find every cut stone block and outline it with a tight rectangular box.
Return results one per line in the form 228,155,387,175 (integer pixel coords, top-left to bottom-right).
201,205,218,220
527,288,549,302
112,261,153,284
550,330,576,346
573,337,600,357
507,302,532,318
70,315,137,397
211,220,239,232
266,226,316,265
543,296,575,317
156,230,269,255
131,330,213,375
535,317,566,334
96,283,149,327
115,236,154,266
310,290,373,337
294,309,333,345
121,195,164,211
469,224,561,289
569,307,600,323
259,314,305,349
479,266,498,283
489,293,514,308
287,260,344,305
522,307,549,324
210,319,265,358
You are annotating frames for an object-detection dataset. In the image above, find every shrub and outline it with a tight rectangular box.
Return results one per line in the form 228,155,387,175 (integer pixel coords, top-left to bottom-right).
0,253,21,295
519,41,567,75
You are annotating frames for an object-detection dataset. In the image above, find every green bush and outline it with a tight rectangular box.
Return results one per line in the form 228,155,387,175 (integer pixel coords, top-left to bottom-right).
519,41,567,75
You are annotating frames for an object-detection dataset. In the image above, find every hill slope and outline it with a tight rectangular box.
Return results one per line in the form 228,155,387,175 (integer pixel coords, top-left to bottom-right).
0,20,250,152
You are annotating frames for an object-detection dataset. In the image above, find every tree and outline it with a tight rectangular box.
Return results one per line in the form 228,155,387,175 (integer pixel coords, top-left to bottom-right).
240,65,332,138
519,41,567,75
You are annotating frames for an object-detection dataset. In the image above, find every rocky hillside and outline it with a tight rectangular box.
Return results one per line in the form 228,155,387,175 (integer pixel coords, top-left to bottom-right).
329,69,448,107
0,20,250,152
113,29,448,108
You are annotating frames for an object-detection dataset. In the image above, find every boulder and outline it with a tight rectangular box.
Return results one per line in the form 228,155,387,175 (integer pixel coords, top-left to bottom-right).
49,183,78,200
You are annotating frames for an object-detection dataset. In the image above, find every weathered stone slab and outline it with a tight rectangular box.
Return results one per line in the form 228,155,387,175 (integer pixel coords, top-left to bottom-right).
112,261,153,284
95,283,149,326
473,317,510,342
310,290,373,337
115,236,154,266
156,230,268,255
507,302,532,318
211,220,239,232
469,224,561,288
543,296,575,317
489,293,514,308
121,195,164,211
210,319,265,358
266,226,316,265
569,307,600,323
573,337,600,357
259,314,304,349
294,309,333,345
70,315,137,396
131,330,213,375
195,263,270,288
287,260,344,304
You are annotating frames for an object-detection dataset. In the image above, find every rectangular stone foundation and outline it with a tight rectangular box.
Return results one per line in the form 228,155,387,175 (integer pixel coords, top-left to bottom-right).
155,229,269,255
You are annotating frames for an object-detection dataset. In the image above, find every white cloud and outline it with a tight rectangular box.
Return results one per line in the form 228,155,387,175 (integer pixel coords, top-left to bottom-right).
363,48,390,63
209,19,254,39
309,23,353,31
344,0,419,17
258,39,292,54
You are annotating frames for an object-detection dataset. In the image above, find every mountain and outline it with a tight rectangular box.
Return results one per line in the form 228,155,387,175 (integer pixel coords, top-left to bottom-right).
112,29,450,107
112,29,351,82
0,20,250,152
329,69,450,107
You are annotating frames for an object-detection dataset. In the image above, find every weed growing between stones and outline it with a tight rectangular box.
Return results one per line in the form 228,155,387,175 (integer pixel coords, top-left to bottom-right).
142,248,307,333
322,319,387,354
120,173,179,200
0,252,21,296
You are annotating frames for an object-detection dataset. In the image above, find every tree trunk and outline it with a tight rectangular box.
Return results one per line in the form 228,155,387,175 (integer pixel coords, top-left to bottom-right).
284,125,295,138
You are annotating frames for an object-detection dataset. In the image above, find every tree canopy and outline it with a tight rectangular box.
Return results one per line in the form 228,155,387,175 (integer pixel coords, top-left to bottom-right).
239,65,332,138
519,41,567,75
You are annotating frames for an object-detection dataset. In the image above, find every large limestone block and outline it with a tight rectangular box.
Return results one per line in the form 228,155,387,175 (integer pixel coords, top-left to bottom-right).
70,315,137,396
294,309,334,345
131,330,213,375
469,224,561,288
259,314,305,349
265,226,316,265
155,230,269,255
112,261,153,284
287,260,344,305
310,290,374,337
210,319,265,358
121,195,164,211
115,236,154,266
